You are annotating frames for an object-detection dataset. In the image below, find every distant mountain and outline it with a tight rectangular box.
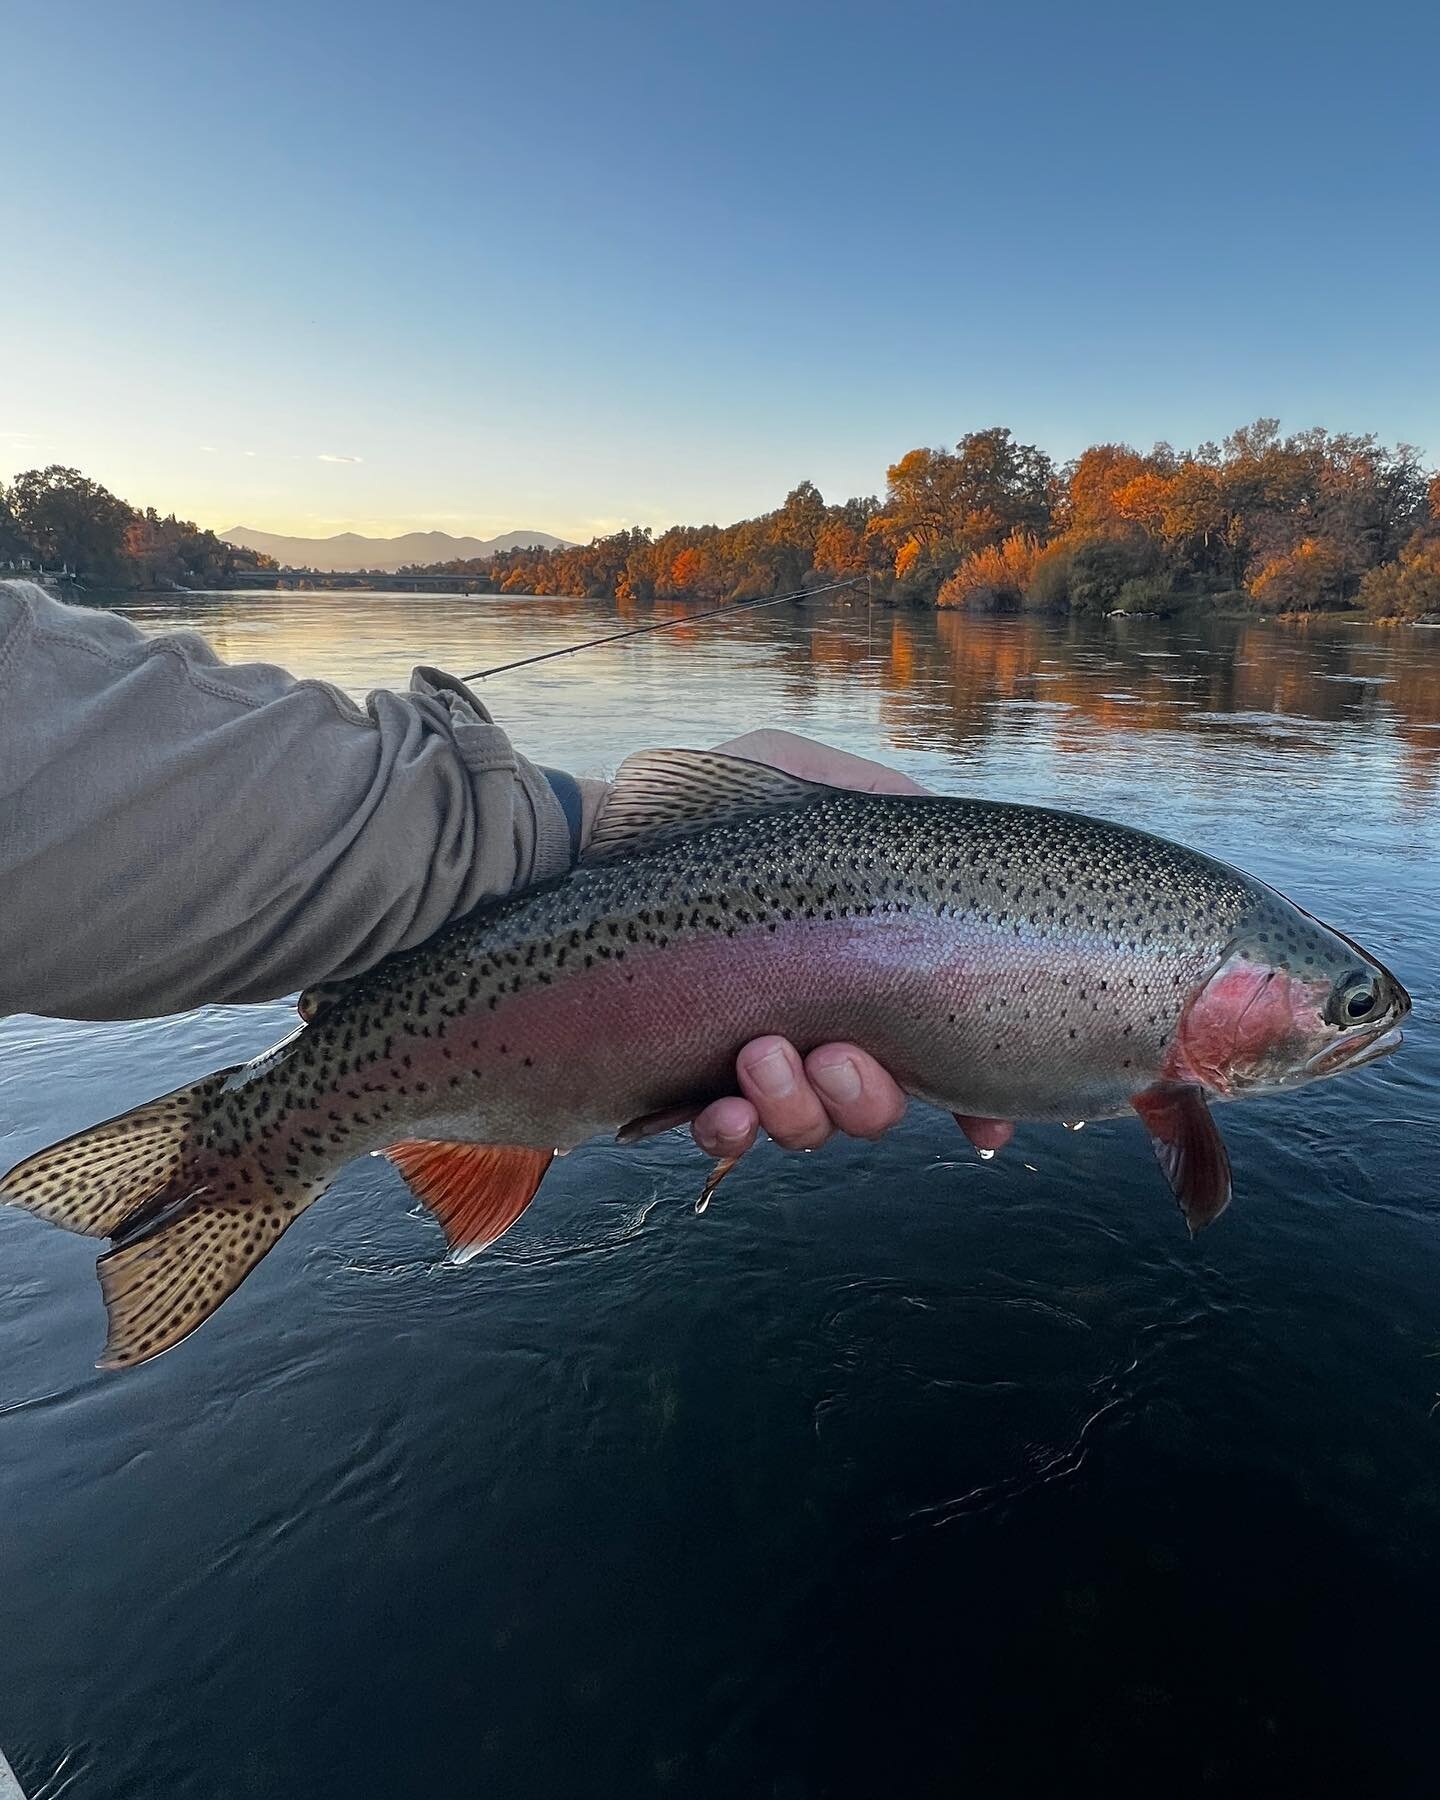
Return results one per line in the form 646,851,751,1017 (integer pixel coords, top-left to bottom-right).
219,526,572,572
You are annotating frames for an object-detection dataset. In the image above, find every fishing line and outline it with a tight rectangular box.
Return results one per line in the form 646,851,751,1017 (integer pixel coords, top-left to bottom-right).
461,575,868,681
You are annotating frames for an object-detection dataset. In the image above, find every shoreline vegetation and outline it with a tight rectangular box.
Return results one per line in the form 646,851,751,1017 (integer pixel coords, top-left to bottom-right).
4,422,1439,621
0,467,275,590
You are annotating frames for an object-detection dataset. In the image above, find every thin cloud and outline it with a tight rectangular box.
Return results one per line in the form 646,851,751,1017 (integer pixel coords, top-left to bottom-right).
317,452,363,464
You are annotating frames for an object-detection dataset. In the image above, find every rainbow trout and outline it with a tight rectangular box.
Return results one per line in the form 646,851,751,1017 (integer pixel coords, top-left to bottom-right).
2,750,1409,1368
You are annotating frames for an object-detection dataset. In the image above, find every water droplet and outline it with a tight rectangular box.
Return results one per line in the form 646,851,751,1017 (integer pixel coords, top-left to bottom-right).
976,1147,996,1161
1064,1120,1087,1132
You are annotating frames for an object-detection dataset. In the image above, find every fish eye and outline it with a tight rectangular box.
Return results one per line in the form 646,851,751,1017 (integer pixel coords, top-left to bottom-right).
1334,972,1381,1024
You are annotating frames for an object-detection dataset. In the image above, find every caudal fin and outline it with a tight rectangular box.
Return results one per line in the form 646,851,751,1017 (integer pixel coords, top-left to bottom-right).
1,1070,241,1240
1,1069,321,1368
5,1085,563,1369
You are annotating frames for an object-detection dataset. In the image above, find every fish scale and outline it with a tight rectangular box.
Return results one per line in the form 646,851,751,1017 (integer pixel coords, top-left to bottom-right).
1,748,1409,1368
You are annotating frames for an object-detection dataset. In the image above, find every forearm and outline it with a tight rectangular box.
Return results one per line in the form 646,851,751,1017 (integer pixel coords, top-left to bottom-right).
0,581,597,1021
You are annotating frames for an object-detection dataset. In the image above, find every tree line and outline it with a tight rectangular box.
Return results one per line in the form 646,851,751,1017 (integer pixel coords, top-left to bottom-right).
0,465,276,588
6,423,1439,617
407,422,1440,621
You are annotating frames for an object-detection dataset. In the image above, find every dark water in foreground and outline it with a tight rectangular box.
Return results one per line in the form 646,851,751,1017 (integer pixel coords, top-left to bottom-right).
2,593,1438,1798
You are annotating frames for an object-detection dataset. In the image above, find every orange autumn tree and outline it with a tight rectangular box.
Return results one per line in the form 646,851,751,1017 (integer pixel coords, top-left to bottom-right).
868,428,1054,600
935,532,1043,610
1249,539,1349,612
362,418,1436,616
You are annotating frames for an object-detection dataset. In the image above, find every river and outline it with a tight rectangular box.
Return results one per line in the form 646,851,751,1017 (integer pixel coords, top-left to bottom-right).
1,591,1437,1797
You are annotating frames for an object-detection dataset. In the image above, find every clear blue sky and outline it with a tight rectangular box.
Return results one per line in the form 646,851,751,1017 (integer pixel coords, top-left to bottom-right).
4,0,1437,541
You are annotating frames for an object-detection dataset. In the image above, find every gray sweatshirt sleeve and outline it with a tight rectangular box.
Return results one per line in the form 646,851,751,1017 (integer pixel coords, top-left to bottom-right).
0,580,590,1021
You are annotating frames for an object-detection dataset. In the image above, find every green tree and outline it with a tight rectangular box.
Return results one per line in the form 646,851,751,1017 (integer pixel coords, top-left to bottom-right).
122,509,276,588
8,465,135,576
765,480,826,588
0,485,34,562
948,425,1054,543
1309,433,1427,571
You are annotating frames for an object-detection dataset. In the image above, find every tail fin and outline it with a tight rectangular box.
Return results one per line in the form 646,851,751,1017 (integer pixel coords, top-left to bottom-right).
2,1069,321,1369
1,1070,241,1239
95,1198,302,1369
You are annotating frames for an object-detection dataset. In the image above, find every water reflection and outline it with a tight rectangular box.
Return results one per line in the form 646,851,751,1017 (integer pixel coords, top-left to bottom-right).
104,588,1440,848
110,588,1440,763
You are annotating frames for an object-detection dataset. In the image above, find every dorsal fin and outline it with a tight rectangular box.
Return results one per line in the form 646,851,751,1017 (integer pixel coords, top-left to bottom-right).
583,749,824,864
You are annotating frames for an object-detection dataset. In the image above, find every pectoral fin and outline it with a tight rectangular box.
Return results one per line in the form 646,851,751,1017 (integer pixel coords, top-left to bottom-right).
1132,1084,1232,1232
383,1141,553,1262
615,1103,703,1144
696,1153,742,1215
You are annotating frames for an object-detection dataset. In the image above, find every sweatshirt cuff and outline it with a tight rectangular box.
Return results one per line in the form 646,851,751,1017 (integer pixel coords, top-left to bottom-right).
407,664,618,890
537,766,584,861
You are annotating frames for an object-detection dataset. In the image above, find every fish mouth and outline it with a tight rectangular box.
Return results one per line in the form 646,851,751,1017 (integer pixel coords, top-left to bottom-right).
1303,1023,1405,1080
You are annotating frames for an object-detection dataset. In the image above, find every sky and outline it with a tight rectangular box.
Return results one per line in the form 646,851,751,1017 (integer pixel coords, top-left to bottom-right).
3,0,1438,542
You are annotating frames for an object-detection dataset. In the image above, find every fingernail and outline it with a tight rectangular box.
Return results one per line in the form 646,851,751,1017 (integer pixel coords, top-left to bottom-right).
811,1056,861,1105
746,1046,795,1099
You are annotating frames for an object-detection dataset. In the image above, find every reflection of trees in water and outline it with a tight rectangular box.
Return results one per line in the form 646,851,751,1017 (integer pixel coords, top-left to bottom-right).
109,592,1440,794
599,597,1440,786
776,606,1440,785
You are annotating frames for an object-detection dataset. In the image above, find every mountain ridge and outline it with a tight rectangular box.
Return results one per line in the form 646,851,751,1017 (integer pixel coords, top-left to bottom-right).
220,525,572,572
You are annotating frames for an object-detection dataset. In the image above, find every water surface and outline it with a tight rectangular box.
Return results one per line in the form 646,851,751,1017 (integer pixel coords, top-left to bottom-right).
2,593,1437,1797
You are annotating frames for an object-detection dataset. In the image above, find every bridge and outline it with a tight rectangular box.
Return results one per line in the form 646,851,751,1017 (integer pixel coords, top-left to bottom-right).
223,569,501,594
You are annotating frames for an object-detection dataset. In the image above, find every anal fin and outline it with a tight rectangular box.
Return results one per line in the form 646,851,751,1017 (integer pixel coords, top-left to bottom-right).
383,1141,553,1262
1132,1084,1232,1232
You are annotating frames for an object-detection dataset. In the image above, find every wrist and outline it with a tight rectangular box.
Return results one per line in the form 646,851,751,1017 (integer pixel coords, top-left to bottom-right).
537,768,613,862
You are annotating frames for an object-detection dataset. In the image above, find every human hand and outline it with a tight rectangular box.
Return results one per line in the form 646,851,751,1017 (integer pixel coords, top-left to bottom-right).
690,732,1012,1162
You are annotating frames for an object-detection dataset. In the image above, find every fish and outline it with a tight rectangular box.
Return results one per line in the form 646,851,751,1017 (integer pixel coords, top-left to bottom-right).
1,749,1410,1368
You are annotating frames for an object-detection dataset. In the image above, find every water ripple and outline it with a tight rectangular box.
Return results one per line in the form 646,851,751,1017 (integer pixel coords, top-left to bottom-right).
897,1389,1132,1536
